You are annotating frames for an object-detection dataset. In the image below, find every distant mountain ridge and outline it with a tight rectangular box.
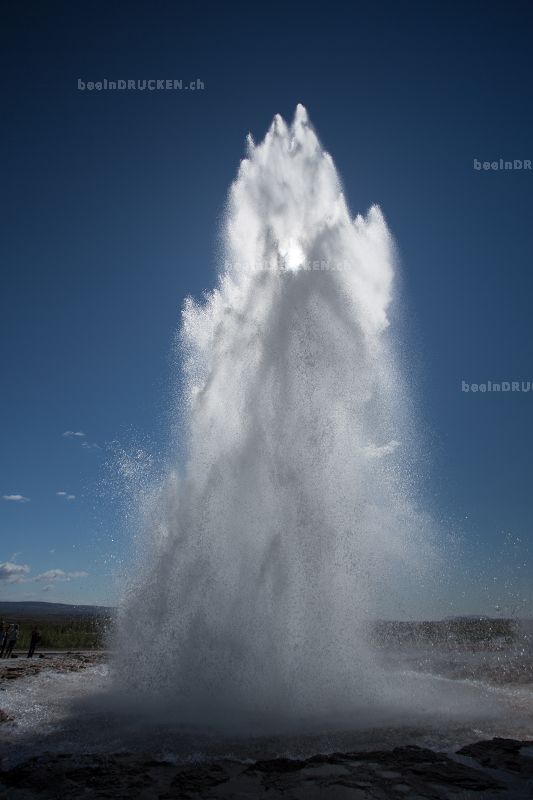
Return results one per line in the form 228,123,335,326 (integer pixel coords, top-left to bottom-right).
0,601,113,617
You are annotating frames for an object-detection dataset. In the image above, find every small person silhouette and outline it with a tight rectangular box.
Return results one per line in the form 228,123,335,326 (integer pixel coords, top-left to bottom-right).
0,623,8,658
27,627,41,658
4,624,19,658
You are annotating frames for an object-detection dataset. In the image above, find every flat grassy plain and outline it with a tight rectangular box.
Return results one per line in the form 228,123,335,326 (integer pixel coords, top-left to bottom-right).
0,602,524,653
0,604,113,651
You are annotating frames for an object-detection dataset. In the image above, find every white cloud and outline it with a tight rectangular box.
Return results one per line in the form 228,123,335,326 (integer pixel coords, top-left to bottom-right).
62,431,86,438
66,494,76,501
0,562,31,583
56,491,76,501
34,569,88,583
0,562,88,585
2,494,30,503
35,569,67,581
363,440,401,459
56,491,67,496
81,441,101,450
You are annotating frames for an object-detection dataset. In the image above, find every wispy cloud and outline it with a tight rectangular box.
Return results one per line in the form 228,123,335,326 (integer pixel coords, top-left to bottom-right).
0,562,30,583
81,441,101,451
2,494,30,503
56,491,76,501
63,430,101,451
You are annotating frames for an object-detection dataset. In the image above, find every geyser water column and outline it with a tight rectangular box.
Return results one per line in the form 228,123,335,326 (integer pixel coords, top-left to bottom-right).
115,105,436,731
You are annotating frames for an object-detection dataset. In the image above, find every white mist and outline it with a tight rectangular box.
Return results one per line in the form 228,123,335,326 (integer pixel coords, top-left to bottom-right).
114,106,437,732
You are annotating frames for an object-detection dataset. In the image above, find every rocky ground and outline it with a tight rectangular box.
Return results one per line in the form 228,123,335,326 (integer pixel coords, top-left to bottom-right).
1,654,532,798
0,651,105,687
0,652,105,727
0,737,532,798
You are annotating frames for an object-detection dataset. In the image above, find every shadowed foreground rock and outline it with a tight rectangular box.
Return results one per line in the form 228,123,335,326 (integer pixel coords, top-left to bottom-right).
458,737,533,778
1,738,533,799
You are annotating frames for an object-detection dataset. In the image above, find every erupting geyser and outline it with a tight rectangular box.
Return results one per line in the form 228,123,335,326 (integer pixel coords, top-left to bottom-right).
115,106,437,732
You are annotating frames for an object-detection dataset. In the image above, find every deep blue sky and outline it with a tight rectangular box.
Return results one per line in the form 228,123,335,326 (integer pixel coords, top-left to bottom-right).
1,0,532,613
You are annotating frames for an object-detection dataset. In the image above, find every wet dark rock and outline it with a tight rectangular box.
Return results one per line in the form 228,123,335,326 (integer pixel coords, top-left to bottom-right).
0,709,13,724
3,739,532,798
458,736,533,777
168,763,229,795
248,756,308,773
